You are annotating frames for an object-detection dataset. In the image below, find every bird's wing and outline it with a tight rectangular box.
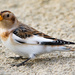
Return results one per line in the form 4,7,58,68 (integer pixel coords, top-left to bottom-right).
12,24,75,45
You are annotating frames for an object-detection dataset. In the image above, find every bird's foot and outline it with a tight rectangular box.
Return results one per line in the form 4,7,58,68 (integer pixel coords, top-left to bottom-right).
11,58,30,67
11,62,25,67
9,56,23,60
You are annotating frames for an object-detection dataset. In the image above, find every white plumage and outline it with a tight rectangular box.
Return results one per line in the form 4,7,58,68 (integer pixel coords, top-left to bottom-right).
1,33,68,58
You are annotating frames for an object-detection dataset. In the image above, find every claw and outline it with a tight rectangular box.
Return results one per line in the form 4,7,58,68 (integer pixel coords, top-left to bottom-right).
11,58,30,67
9,56,23,60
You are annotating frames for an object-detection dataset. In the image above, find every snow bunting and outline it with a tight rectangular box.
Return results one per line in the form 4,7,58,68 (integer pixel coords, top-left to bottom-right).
0,10,75,66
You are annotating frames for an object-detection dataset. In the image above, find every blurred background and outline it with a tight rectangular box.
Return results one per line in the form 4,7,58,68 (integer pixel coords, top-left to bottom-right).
0,0,75,40
0,0,75,75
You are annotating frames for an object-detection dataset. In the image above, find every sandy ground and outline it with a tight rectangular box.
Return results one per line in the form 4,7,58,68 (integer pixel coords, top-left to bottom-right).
0,0,75,75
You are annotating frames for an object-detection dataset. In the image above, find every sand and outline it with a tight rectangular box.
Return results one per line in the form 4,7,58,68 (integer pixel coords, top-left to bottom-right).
0,0,75,75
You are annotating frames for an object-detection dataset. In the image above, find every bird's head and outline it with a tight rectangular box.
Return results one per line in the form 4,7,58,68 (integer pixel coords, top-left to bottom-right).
0,10,18,30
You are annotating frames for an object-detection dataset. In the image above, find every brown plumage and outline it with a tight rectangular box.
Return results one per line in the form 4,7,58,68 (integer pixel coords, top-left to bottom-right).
13,23,55,39
0,32,10,41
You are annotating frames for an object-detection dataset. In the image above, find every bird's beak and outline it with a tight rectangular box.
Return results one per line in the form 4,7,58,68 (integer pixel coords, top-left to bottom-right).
0,15,3,21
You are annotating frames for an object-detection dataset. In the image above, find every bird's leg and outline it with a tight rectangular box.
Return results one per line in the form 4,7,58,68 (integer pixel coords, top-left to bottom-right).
9,56,23,60
12,58,30,67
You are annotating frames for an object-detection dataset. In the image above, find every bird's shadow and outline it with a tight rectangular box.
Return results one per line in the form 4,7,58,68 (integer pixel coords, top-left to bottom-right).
34,56,75,64
9,55,75,67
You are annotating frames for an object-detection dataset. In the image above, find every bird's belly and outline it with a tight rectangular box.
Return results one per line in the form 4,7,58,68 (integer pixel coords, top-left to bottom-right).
1,36,66,58
1,37,47,58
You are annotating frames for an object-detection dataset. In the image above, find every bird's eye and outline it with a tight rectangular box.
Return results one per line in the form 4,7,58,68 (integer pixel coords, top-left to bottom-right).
7,14,9,17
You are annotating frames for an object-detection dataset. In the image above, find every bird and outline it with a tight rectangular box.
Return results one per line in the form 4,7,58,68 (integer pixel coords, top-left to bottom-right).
0,10,75,67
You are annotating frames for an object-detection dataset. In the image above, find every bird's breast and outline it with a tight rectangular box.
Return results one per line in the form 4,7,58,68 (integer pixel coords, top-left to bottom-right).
0,32,10,41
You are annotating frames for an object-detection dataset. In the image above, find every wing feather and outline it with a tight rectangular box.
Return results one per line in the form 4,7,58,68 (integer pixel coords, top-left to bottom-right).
12,24,75,45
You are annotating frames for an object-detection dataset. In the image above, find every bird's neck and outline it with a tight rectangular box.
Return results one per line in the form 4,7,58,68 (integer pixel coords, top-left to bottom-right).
0,22,19,41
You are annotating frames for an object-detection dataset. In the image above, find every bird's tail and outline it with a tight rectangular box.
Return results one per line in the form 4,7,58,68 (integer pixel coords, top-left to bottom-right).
41,39,75,51
56,46,75,52
41,39,75,45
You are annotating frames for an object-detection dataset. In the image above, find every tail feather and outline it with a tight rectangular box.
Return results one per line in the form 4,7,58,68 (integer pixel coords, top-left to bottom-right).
41,39,75,45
